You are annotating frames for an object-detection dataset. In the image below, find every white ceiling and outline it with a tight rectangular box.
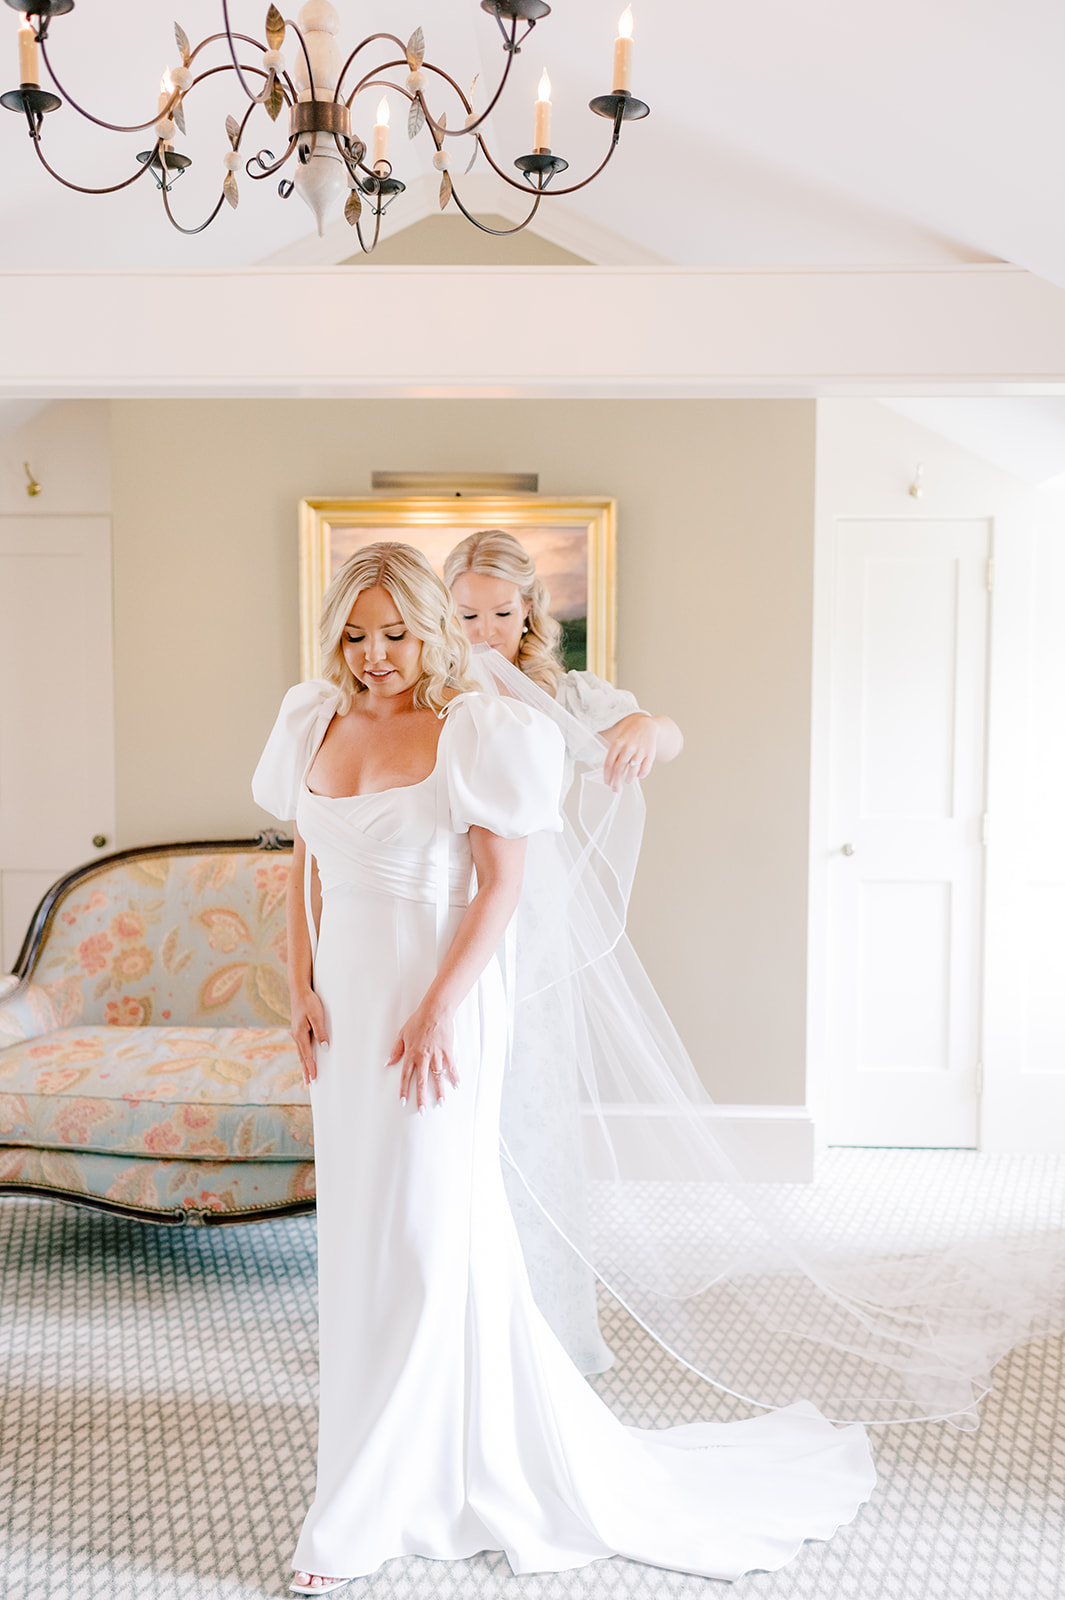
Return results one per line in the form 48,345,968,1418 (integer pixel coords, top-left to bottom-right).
882,398,1065,484
0,0,1059,274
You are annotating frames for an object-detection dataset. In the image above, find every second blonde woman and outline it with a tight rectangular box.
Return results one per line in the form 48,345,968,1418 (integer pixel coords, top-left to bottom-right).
444,530,682,1373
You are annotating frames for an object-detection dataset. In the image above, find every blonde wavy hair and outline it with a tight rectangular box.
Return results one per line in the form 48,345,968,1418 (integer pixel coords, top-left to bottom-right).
320,541,480,713
443,530,564,695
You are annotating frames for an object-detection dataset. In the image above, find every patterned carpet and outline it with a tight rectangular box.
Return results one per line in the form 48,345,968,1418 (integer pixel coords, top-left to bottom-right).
0,1152,1062,1600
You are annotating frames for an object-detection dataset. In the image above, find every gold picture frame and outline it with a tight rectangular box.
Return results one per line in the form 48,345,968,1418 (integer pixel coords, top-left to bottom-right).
298,497,617,682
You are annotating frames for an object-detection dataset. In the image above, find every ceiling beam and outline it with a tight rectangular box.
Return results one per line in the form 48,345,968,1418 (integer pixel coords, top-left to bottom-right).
3,264,1065,399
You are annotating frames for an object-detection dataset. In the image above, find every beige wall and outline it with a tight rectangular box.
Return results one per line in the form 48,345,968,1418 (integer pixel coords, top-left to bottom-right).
0,401,110,516
110,399,816,1103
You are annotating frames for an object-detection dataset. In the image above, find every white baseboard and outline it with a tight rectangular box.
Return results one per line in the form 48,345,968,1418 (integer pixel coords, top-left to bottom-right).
581,1105,816,1184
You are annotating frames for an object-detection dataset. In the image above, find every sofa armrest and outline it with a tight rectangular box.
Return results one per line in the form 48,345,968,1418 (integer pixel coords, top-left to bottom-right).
0,979,58,1049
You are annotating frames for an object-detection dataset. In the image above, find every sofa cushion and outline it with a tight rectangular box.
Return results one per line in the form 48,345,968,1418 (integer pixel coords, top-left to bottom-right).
0,1026,310,1162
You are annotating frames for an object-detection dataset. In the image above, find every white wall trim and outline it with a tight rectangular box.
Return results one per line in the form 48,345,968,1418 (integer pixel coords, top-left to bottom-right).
581,1105,816,1184
6,264,1065,399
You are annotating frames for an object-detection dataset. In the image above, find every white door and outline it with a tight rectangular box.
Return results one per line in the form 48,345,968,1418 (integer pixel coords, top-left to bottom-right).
0,517,115,970
826,519,990,1146
981,497,1065,1150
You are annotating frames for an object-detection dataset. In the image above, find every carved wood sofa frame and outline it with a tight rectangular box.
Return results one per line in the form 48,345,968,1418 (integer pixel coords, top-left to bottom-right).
0,835,312,1229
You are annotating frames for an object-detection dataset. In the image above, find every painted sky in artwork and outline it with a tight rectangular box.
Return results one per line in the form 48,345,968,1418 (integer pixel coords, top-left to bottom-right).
329,524,588,620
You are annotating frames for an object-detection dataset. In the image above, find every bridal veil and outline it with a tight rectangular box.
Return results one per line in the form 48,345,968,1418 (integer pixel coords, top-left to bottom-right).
470,646,1065,1429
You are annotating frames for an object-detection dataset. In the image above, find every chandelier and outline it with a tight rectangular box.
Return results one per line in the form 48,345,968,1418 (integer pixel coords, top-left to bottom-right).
2,0,650,248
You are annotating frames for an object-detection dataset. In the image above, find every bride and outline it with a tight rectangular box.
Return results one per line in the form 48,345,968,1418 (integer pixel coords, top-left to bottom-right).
252,541,874,1593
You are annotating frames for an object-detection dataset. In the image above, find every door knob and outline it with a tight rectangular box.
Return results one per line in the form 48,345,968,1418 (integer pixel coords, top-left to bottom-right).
92,834,108,850
841,842,855,856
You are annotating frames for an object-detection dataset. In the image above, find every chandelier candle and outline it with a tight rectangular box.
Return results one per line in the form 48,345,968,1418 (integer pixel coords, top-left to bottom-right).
373,97,390,172
16,11,35,85
612,7,633,94
533,69,551,152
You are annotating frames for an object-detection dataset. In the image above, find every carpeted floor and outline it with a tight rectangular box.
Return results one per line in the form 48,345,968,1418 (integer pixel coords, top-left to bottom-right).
1,1152,1062,1600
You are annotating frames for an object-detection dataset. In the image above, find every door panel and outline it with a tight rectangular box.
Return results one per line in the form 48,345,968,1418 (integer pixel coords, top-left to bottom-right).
0,517,115,970
857,879,952,1072
827,520,989,1146
860,556,960,819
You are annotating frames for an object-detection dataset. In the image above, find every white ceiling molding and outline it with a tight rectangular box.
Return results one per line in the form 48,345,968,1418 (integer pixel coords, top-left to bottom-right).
4,265,1065,400
256,172,671,268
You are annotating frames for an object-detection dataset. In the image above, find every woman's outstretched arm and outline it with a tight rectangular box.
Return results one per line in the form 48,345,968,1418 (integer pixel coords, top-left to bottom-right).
601,712,684,789
388,826,526,1111
287,824,329,1085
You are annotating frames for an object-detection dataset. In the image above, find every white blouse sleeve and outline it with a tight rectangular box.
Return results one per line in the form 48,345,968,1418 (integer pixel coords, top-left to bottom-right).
445,695,565,839
252,680,340,823
555,669,641,735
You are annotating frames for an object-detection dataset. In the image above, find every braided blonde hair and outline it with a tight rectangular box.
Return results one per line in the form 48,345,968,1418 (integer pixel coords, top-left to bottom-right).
320,541,479,714
443,530,564,695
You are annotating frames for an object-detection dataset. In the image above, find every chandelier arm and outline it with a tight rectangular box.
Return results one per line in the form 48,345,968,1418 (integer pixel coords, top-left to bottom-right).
37,39,180,133
29,134,158,196
345,63,411,104
476,110,624,197
282,18,317,103
472,135,550,193
181,62,297,141
36,36,293,134
188,32,299,104
335,35,409,100
159,174,228,236
350,205,380,255
186,62,280,96
328,134,388,252
331,131,365,183
219,1,280,103
366,198,384,252
527,115,624,196
447,183,543,235
245,135,300,179
233,92,267,151
415,44,517,140
344,171,385,255
189,32,265,64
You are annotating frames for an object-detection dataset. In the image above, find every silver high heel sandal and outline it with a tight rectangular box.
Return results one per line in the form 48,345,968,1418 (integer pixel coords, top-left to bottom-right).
289,1576,354,1595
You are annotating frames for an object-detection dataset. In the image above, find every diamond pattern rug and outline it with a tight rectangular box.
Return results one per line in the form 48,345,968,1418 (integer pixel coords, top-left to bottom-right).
0,1151,1062,1600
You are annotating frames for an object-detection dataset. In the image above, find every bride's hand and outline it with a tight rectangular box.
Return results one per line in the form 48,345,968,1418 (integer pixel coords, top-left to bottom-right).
603,714,657,791
290,988,329,1086
388,1004,459,1111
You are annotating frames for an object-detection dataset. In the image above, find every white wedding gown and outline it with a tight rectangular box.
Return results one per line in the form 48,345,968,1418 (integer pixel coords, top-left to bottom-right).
253,683,875,1582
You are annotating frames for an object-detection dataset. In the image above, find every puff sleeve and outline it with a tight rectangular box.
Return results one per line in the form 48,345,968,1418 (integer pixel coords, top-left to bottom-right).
445,695,565,839
554,669,641,735
251,679,340,823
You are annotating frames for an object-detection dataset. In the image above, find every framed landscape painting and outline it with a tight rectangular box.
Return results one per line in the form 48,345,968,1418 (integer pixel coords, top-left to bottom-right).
299,497,617,682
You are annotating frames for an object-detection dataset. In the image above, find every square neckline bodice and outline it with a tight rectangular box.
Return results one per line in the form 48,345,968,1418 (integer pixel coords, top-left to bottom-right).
303,693,471,804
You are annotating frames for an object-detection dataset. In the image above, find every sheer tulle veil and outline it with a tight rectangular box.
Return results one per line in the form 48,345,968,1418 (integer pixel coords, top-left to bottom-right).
468,645,1065,1429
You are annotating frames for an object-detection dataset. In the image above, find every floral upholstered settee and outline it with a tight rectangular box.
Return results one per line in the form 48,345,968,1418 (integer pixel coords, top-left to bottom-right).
0,839,313,1226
